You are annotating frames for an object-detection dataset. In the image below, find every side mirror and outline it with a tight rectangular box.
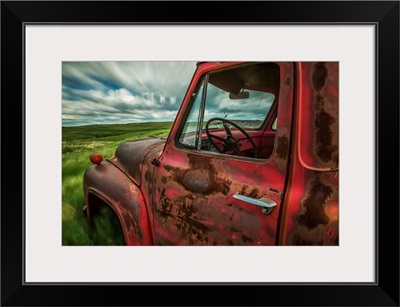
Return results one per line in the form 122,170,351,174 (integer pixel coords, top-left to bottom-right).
229,91,249,99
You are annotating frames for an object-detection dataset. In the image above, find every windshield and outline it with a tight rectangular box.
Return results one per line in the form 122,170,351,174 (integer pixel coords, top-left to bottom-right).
204,83,275,129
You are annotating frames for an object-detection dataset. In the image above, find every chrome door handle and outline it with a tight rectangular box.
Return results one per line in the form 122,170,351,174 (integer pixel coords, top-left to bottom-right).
233,192,277,215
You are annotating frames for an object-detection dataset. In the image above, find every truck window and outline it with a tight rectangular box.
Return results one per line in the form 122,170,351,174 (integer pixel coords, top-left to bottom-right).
178,62,280,160
178,79,205,149
205,83,275,129
272,117,277,131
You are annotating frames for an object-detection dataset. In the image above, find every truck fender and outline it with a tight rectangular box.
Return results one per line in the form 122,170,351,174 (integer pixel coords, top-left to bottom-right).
83,161,153,245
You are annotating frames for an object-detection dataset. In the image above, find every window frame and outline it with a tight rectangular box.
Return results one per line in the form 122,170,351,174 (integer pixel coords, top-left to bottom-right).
175,63,280,161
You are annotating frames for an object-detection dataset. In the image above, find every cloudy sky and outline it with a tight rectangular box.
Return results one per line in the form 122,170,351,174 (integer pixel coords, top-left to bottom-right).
62,61,197,127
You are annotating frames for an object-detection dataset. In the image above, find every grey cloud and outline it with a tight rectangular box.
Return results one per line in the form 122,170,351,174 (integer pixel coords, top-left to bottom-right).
62,61,197,126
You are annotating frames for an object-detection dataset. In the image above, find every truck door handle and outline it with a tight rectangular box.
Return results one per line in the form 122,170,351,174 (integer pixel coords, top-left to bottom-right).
233,192,277,215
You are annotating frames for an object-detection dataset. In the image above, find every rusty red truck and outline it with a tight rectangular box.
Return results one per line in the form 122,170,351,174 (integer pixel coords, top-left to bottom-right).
83,61,339,246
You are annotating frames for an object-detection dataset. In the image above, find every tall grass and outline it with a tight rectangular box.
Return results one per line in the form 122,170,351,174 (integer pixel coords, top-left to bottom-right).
62,122,172,245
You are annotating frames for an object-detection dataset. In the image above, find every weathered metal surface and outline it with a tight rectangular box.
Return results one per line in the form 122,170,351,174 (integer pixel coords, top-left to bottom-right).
280,168,339,245
140,141,166,242
279,62,339,245
108,137,166,186
150,62,294,245
297,62,339,171
83,161,153,245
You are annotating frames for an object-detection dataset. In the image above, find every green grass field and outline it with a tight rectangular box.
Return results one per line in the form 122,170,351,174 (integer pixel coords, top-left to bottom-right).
62,121,173,245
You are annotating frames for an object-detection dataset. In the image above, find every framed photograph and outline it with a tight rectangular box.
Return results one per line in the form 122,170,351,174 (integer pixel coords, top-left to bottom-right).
1,1,399,306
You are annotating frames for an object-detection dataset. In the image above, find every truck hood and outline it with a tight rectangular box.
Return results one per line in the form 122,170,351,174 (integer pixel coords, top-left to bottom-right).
107,136,166,186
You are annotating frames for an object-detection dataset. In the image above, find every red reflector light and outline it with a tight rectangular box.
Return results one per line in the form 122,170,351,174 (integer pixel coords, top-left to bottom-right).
90,152,103,165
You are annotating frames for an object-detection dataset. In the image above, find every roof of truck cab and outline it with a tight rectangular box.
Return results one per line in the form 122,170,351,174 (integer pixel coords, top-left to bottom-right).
196,61,226,66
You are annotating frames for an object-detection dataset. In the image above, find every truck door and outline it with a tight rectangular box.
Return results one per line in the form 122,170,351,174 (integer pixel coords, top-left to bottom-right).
151,62,294,245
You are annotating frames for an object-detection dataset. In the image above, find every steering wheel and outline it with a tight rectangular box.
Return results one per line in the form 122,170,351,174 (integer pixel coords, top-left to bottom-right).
205,118,258,158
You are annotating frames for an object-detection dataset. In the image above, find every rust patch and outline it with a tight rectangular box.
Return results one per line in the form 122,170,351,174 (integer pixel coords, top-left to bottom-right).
241,234,253,243
311,62,339,167
290,229,323,245
157,190,210,244
239,185,261,199
181,169,211,193
239,185,248,194
159,188,174,221
120,207,143,240
285,77,291,86
174,194,210,244
315,94,324,108
164,154,232,195
144,169,152,183
295,175,331,230
315,110,336,162
276,135,289,160
248,188,260,198
289,222,338,246
312,62,328,91
161,176,168,185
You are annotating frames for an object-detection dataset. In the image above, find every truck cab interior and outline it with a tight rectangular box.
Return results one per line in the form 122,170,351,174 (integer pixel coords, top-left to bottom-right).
178,62,280,160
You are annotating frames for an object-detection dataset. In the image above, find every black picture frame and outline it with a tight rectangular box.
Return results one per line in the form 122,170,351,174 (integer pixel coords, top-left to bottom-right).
1,1,399,306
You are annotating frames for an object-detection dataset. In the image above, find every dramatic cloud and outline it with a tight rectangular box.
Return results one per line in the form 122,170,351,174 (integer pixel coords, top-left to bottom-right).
62,61,276,127
62,61,197,126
